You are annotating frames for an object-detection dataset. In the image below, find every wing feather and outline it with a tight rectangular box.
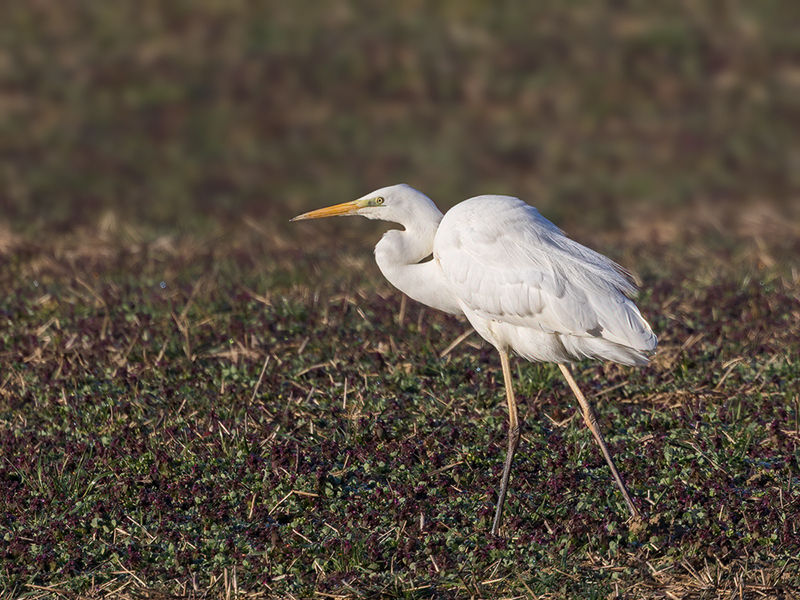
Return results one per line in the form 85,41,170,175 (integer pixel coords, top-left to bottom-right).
434,196,656,354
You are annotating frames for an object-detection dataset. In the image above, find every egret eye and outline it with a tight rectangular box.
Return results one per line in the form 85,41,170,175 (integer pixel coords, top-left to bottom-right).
375,197,385,205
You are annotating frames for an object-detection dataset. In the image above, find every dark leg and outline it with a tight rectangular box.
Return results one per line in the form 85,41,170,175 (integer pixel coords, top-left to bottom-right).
557,363,641,521
491,349,520,536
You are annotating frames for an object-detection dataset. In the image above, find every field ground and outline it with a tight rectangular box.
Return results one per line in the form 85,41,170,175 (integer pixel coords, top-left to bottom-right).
2,1,800,598
2,210,799,598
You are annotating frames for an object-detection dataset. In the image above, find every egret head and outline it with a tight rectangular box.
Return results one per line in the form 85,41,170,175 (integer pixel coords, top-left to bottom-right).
291,184,440,224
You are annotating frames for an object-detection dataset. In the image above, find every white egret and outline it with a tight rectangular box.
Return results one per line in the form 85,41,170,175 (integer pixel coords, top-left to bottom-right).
292,184,656,535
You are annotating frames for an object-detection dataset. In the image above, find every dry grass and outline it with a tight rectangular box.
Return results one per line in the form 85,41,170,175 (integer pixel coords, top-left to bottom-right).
2,212,799,598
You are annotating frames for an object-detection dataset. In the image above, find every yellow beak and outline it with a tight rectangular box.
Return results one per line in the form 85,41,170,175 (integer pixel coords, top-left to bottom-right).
291,200,362,221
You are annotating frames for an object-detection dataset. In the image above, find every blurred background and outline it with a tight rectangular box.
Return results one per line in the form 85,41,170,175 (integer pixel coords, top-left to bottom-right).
1,0,799,235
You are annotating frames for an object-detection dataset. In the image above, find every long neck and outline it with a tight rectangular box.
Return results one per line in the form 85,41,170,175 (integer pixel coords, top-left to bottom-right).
374,217,462,316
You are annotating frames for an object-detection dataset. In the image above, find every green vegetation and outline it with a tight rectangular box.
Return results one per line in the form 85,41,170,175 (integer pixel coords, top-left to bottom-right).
1,1,799,598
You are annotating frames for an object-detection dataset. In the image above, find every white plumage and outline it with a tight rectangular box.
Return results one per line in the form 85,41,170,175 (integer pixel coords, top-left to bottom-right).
434,195,656,366
292,183,656,536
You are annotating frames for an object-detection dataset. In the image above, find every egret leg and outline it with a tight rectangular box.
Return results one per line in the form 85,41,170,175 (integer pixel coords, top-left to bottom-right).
491,349,520,536
557,363,641,521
